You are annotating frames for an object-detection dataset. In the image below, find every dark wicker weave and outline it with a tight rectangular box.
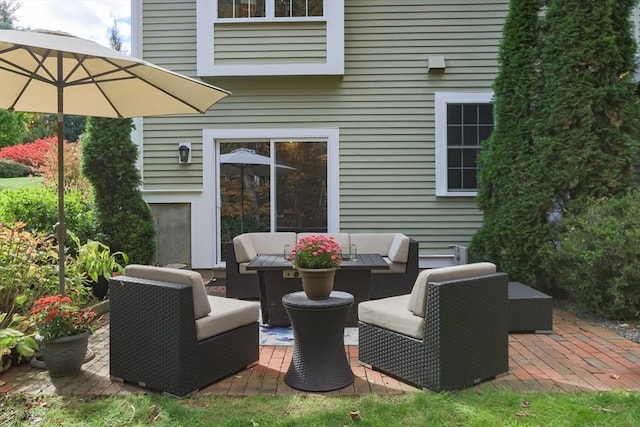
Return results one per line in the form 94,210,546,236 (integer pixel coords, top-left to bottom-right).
358,273,509,391
368,239,420,299
260,269,370,327
109,276,259,397
224,239,420,301
283,291,355,391
224,242,260,299
508,282,553,333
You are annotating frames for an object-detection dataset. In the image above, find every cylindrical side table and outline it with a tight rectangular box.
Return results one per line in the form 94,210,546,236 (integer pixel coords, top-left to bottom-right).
282,291,355,392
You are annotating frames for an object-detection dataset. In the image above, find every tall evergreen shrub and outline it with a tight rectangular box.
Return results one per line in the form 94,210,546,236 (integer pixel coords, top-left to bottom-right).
81,117,155,264
536,0,640,208
473,0,640,290
471,0,550,287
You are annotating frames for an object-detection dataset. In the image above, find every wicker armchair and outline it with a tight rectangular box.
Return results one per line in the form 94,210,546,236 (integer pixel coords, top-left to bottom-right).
358,263,509,391
109,265,259,397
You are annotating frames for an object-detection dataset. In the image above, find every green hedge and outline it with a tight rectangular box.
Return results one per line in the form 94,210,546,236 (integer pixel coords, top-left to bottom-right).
0,159,33,178
0,186,96,243
543,191,640,318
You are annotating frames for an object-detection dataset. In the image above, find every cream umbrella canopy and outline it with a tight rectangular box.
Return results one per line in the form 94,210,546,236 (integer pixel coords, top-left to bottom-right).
0,29,230,294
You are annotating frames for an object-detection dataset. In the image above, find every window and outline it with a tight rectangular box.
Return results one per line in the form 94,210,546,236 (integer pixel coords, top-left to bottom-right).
435,92,494,196
218,140,328,243
208,128,340,265
276,0,323,17
218,0,323,19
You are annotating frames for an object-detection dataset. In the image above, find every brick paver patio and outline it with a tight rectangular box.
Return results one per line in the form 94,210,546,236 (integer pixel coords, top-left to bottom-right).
2,307,640,396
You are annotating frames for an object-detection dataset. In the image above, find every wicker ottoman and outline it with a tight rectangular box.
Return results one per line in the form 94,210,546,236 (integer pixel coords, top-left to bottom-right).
508,282,553,333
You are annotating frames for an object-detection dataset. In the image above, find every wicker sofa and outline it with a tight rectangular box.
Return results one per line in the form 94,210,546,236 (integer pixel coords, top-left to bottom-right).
109,265,259,397
224,232,419,300
358,263,509,391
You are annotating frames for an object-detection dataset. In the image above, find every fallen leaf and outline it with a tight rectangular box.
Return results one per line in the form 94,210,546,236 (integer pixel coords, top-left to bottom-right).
515,410,528,417
521,401,531,408
349,410,362,421
234,375,242,379
610,373,620,379
593,406,615,413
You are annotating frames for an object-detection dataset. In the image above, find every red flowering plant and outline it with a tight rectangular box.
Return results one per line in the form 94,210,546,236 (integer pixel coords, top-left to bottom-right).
287,235,343,269
31,295,97,343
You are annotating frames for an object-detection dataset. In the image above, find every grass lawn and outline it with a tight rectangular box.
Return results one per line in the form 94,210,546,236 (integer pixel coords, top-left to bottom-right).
0,176,42,190
1,389,639,426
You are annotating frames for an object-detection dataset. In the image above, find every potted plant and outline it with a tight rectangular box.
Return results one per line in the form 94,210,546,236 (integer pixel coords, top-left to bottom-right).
69,233,129,300
31,295,97,377
287,235,343,299
0,296,38,373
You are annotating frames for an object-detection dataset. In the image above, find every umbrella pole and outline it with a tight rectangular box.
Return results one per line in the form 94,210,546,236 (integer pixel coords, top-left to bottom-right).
56,56,66,296
240,167,244,234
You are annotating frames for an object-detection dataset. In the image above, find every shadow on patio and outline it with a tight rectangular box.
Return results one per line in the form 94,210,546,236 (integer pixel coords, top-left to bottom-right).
2,307,640,396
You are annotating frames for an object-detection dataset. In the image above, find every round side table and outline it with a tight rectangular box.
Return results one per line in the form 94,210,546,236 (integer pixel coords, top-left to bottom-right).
282,291,355,392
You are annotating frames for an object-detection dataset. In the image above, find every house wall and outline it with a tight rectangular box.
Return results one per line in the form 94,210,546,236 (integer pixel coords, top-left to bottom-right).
135,0,510,267
214,21,328,65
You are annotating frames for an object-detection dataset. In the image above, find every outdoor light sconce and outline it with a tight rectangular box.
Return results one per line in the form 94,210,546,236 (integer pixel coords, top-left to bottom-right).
178,143,191,163
427,56,446,74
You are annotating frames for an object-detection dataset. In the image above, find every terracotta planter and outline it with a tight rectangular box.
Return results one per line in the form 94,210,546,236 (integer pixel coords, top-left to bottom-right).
298,268,336,300
41,332,90,377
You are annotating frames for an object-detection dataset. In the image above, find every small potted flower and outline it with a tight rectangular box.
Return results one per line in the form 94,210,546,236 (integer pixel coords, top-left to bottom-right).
287,235,343,299
31,295,97,377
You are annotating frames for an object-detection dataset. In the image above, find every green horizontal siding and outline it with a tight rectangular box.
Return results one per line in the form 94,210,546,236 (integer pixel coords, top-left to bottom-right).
214,22,327,64
140,0,510,255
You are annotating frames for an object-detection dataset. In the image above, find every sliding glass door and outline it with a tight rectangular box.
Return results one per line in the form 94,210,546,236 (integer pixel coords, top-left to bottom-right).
218,139,328,259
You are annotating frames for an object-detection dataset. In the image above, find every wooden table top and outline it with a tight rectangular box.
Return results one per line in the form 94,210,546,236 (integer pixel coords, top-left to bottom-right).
246,253,389,271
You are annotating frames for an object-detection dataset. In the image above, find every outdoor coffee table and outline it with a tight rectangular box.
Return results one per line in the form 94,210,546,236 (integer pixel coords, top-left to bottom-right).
282,291,355,392
247,253,388,327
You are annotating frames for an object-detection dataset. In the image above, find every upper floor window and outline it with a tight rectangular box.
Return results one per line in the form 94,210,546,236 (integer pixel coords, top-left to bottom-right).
435,92,494,197
218,0,323,19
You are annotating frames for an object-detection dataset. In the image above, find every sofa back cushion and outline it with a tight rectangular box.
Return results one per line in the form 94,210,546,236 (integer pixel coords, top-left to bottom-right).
296,233,351,253
233,234,257,263
250,232,296,255
388,234,410,263
233,232,297,263
349,233,397,257
406,262,496,317
123,264,211,319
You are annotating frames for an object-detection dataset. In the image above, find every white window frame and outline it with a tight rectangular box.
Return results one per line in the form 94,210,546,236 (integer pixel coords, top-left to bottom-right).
197,0,344,76
435,92,493,197
216,0,324,19
205,128,340,265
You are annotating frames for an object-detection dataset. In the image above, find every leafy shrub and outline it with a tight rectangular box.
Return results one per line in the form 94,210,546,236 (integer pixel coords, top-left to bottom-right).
543,191,640,319
0,159,33,178
37,139,93,200
0,223,92,319
0,186,96,243
0,137,56,168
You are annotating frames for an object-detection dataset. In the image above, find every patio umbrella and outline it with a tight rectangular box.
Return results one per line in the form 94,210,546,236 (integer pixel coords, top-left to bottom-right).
220,148,294,233
0,29,230,295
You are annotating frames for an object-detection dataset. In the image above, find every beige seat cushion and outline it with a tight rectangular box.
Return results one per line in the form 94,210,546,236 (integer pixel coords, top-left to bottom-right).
406,262,497,318
238,263,257,275
196,297,259,341
234,232,297,264
358,295,424,339
349,233,396,256
372,257,406,274
124,264,211,319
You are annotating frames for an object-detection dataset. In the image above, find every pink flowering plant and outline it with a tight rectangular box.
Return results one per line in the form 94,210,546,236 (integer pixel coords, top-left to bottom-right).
287,235,343,269
31,295,97,343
